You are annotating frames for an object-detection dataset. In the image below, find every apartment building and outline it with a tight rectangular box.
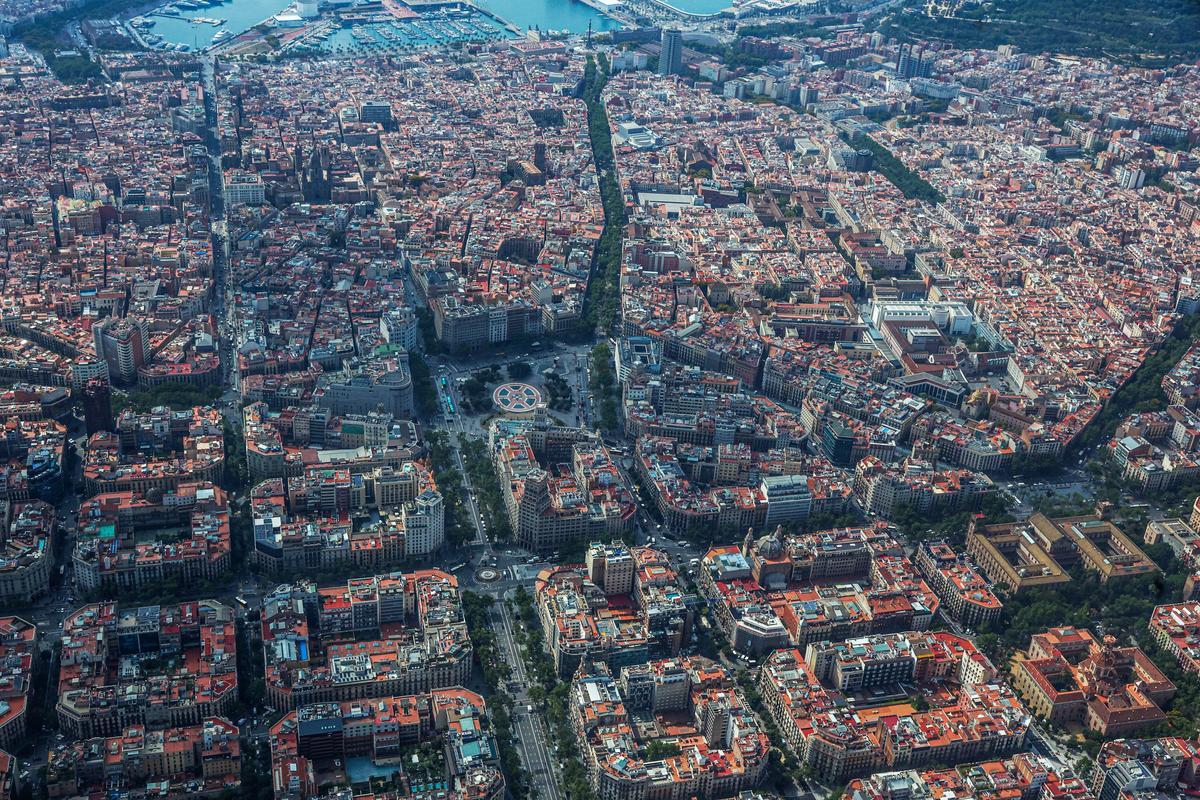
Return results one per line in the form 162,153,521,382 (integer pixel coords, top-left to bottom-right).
82,428,224,496
853,457,994,518
492,417,634,552
261,572,471,710
844,755,1091,800
1089,738,1200,800
57,601,238,738
72,482,231,593
432,297,541,352
0,751,16,800
572,658,768,800
267,690,504,800
0,618,35,753
0,500,56,604
805,632,925,692
759,637,1024,782
536,544,693,676
45,717,241,799
699,525,939,655
914,541,1003,628
92,316,151,386
1148,602,1200,676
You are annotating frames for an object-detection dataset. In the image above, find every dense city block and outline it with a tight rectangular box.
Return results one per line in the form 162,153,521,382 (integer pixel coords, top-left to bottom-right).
0,4,1199,800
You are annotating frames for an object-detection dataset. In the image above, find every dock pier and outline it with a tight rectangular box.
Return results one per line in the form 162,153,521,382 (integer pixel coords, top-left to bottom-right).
571,0,637,26
458,0,521,34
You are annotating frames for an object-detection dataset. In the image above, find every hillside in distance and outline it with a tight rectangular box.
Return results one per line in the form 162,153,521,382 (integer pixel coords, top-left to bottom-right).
877,0,1200,66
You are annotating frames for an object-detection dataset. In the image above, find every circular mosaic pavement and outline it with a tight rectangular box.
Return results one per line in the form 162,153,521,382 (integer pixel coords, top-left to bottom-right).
492,382,543,415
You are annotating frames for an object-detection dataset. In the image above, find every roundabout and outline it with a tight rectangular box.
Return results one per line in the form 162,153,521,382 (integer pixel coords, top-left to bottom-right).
475,567,501,583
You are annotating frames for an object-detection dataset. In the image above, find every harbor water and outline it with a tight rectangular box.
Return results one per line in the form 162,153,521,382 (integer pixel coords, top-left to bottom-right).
145,0,293,48
145,0,738,48
471,0,620,34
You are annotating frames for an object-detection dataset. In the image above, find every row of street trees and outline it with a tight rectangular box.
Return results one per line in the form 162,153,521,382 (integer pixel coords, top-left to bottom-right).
581,54,625,333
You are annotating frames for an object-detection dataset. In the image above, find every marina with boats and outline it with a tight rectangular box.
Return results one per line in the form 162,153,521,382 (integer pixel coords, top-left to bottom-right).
126,0,292,52
298,7,513,56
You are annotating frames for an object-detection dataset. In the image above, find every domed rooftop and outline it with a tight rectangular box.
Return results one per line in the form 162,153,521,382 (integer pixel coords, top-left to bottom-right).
756,525,786,559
